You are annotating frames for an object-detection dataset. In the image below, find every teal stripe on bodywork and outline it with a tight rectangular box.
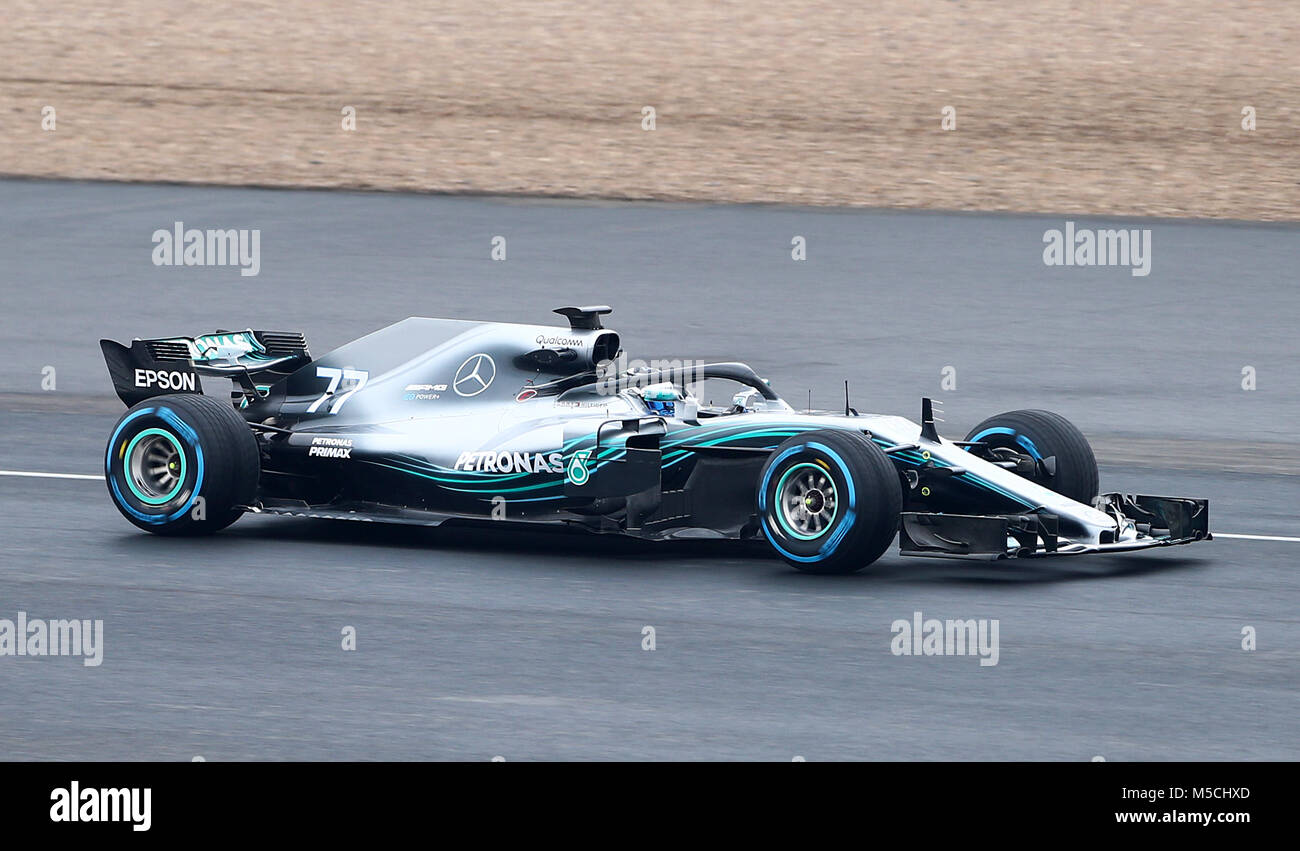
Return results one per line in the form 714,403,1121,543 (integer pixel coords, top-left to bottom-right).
371,419,1035,508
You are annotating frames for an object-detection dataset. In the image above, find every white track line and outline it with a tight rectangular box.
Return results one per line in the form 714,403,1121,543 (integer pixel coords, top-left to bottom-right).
0,470,103,481
1214,532,1300,543
1,470,1298,543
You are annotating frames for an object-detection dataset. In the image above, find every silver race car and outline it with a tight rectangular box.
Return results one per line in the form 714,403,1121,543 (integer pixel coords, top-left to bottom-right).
100,306,1210,573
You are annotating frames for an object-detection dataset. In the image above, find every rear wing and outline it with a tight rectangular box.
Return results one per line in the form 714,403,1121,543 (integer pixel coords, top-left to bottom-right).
100,329,310,407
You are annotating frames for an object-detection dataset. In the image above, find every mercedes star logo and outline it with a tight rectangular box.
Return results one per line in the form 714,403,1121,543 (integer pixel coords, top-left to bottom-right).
453,353,496,397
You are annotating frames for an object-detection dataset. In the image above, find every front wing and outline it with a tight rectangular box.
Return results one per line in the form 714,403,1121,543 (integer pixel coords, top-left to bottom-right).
899,493,1210,559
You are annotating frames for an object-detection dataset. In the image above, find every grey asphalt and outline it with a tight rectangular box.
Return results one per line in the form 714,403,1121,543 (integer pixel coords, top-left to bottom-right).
0,179,1296,760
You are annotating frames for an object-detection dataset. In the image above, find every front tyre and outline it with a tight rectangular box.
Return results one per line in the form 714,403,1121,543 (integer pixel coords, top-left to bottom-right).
964,409,1098,504
758,430,902,574
105,394,259,535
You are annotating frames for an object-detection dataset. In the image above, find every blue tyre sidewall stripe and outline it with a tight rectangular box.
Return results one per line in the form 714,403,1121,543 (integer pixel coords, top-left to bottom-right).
968,426,1043,461
107,406,205,525
761,441,859,564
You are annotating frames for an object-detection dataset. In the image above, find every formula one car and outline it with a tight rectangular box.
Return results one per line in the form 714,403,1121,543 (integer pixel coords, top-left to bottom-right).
100,307,1210,573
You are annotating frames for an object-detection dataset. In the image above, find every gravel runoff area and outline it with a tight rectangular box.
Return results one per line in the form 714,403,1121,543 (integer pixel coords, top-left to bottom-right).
2,1,1298,219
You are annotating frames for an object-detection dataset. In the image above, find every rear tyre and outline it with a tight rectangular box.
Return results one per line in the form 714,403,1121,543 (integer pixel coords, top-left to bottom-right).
964,409,1098,504
105,393,260,535
758,430,902,574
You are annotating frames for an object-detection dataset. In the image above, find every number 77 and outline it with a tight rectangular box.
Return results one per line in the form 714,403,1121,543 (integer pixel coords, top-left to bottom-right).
306,367,369,414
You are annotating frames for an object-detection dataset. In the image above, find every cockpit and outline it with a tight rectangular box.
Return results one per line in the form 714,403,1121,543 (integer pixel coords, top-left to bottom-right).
620,376,795,421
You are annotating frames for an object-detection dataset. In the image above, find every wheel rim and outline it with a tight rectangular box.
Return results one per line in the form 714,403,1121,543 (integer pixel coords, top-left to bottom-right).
775,462,839,540
124,428,186,505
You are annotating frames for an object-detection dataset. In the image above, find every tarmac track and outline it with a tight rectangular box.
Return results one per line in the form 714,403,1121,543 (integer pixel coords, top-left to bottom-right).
0,179,1296,760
